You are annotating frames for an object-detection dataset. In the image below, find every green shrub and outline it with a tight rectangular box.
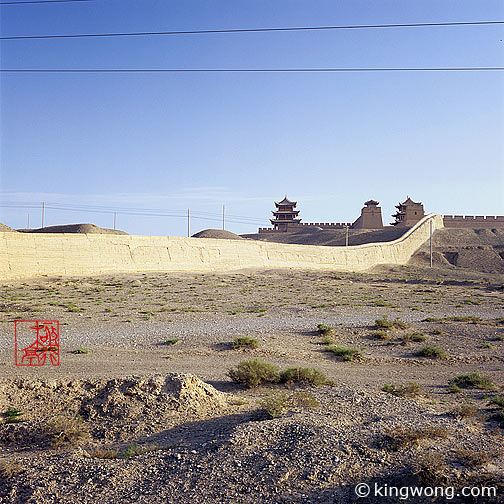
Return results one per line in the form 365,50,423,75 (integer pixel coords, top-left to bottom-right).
408,332,427,342
228,359,280,387
416,345,448,360
232,336,259,350
320,334,335,345
449,373,495,390
259,390,290,418
382,382,422,398
121,442,160,458
375,330,392,341
72,347,88,355
293,391,321,409
279,366,334,387
317,324,333,335
326,345,363,362
163,338,179,345
448,383,462,394
258,390,321,418
4,408,24,424
375,317,407,330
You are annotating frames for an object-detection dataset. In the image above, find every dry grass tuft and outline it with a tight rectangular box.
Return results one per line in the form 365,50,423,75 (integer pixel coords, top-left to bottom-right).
46,415,88,448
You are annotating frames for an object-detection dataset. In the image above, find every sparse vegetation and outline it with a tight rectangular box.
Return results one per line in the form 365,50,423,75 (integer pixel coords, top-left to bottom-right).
452,404,478,419
90,447,120,459
382,382,422,398
121,442,160,458
46,415,88,448
72,347,89,354
449,373,495,390
320,334,335,345
258,390,290,418
404,332,427,343
413,452,450,487
316,324,333,335
4,407,24,424
385,425,449,450
326,345,363,361
163,338,179,345
488,396,504,409
0,460,24,479
455,449,492,468
279,366,334,387
375,317,408,330
232,336,259,350
416,345,449,360
228,359,280,387
259,389,321,418
373,330,391,340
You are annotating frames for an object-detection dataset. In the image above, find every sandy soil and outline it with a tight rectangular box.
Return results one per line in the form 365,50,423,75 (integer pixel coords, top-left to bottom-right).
0,265,503,503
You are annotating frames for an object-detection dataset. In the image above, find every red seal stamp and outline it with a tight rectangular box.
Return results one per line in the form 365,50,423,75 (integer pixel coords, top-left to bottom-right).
14,320,60,366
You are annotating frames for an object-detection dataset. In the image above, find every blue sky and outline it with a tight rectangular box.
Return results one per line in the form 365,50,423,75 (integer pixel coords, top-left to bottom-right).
1,0,503,235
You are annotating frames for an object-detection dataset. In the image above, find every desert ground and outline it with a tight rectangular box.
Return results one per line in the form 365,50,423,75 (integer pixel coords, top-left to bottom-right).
1,230,504,503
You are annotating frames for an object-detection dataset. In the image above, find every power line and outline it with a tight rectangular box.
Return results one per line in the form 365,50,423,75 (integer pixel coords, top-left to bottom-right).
2,67,503,73
0,201,265,222
0,0,90,5
1,20,503,40
0,202,266,226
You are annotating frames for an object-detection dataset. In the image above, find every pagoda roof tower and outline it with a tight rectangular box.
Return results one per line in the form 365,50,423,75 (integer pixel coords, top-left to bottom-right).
391,196,425,227
270,195,301,231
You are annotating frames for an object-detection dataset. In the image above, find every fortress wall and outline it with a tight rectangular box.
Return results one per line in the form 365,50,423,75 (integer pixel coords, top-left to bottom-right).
0,214,443,280
259,222,352,233
443,215,504,228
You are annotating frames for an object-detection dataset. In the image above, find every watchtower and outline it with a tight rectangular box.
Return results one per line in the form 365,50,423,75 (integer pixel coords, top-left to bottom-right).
391,197,425,227
270,196,301,232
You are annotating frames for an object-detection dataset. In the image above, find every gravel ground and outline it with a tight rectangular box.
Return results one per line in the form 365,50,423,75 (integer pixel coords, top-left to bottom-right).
0,264,503,503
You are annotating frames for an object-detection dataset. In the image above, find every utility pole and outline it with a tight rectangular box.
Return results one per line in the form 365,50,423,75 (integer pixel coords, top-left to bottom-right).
113,212,117,230
345,225,349,247
187,208,190,237
222,205,225,230
429,219,433,268
41,202,45,228
27,213,30,229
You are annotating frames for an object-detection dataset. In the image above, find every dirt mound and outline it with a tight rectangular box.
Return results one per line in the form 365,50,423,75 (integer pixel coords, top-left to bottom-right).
411,229,504,273
17,223,127,235
0,374,226,444
0,222,16,232
192,229,243,240
242,227,409,246
3,384,503,503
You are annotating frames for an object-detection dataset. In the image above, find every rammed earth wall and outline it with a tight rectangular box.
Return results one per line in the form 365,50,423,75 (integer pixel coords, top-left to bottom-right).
0,214,443,280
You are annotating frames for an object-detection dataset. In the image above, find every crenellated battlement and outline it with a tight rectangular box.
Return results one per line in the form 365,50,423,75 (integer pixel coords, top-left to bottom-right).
259,222,352,233
443,215,504,228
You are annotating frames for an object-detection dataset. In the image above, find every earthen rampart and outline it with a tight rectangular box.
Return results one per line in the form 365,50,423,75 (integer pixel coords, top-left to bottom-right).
0,214,443,280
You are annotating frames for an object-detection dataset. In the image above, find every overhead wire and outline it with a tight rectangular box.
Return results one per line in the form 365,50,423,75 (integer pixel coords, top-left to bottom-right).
0,0,90,5
0,201,266,226
2,20,503,40
2,67,504,73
